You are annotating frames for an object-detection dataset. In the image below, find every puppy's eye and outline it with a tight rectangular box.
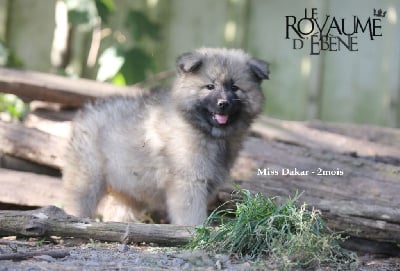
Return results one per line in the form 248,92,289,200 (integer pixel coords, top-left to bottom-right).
206,84,215,90
231,85,239,92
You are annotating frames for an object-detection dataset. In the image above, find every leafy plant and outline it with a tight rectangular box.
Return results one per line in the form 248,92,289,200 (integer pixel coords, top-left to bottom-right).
66,0,160,85
66,0,99,28
0,41,23,68
189,189,358,270
0,94,29,120
95,0,115,23
0,42,27,120
97,8,160,85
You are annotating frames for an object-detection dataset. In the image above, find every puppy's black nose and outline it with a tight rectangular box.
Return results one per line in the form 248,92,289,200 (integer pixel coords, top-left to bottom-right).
217,99,229,110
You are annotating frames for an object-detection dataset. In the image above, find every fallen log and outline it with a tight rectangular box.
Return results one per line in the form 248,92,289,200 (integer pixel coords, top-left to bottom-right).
0,120,66,169
252,117,400,166
0,67,139,107
0,206,194,246
0,168,62,207
0,153,60,176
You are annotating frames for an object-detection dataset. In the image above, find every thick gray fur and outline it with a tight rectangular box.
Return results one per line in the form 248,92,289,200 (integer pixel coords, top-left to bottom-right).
63,48,269,225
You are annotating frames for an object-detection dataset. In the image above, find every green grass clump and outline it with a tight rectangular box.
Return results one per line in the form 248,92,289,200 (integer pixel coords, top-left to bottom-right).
189,189,357,269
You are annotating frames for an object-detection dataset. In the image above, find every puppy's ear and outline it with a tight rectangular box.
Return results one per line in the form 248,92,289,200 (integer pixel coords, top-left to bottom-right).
176,52,203,73
248,59,269,80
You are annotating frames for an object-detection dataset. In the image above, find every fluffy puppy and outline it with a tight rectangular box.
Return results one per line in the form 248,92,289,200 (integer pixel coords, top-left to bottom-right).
63,48,269,225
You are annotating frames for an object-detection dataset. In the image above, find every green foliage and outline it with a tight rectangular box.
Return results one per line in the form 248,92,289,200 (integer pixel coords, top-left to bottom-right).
189,189,358,270
97,8,160,85
117,47,155,85
96,46,125,82
95,0,115,23
125,10,160,41
66,0,99,27
0,41,23,68
96,46,155,85
0,42,27,120
0,94,29,120
66,0,160,85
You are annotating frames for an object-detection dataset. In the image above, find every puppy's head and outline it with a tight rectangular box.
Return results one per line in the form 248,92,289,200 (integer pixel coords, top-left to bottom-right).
173,48,269,138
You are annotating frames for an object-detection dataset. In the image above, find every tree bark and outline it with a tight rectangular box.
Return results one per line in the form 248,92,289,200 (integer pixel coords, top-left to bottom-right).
0,168,62,207
0,206,194,246
0,120,66,169
252,117,400,165
0,67,139,107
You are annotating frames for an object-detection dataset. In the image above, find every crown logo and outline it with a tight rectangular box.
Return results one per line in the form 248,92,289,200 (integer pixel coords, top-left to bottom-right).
374,8,386,17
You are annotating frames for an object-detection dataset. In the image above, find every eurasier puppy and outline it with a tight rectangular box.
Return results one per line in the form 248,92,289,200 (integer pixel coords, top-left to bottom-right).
63,48,269,225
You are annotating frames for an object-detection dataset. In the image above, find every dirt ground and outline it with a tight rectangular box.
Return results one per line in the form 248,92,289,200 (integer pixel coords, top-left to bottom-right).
0,237,400,271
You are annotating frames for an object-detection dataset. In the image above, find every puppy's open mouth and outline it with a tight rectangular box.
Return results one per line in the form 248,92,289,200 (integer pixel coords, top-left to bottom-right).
211,112,229,125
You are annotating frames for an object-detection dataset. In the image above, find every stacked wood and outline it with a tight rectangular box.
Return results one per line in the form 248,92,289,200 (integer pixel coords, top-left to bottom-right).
227,136,400,243
0,68,399,251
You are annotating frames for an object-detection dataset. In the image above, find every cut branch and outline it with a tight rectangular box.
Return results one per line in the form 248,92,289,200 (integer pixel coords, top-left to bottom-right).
0,206,194,246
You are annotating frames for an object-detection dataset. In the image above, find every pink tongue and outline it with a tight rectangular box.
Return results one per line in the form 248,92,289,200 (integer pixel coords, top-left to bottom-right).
215,114,229,124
